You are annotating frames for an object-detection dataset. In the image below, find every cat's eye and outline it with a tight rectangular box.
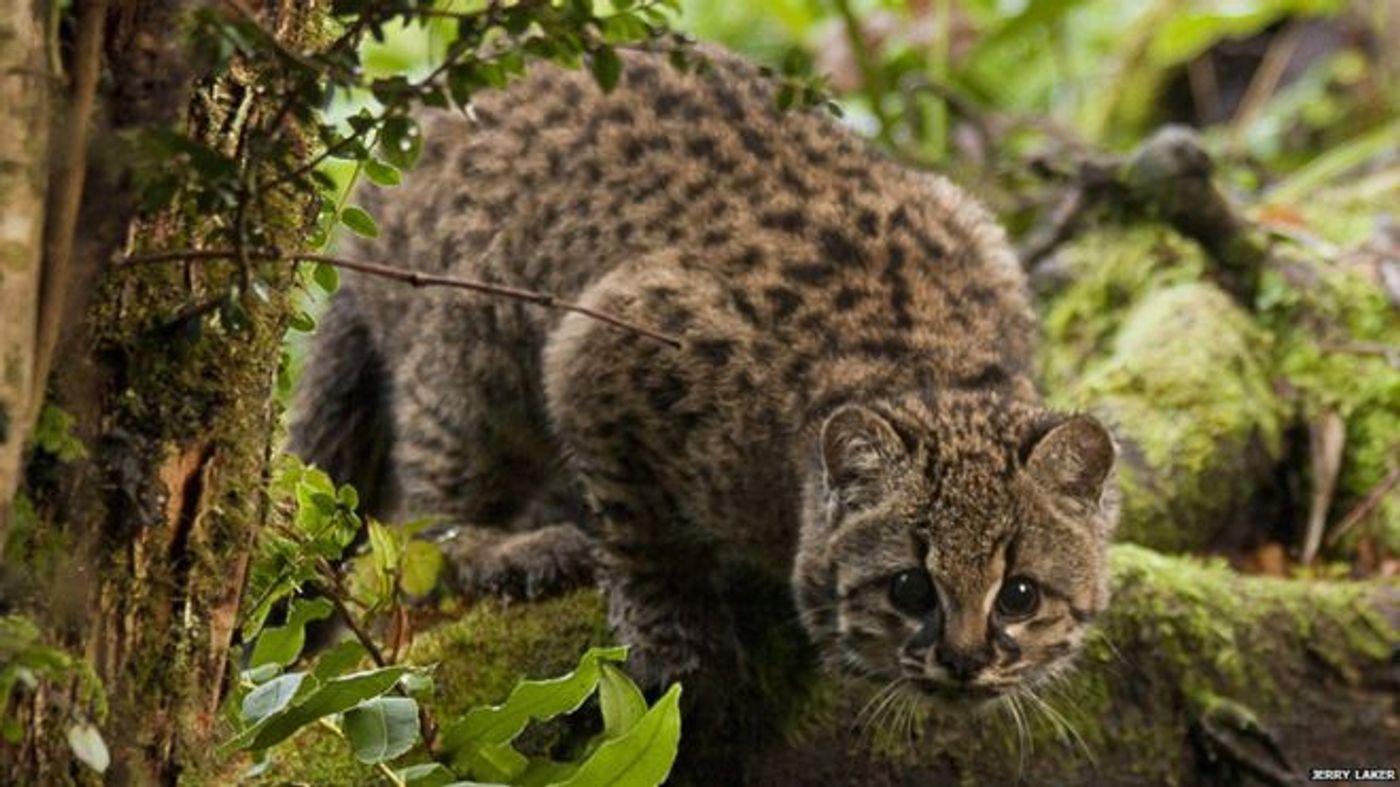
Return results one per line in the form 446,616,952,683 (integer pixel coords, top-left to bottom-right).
995,576,1040,620
889,569,937,615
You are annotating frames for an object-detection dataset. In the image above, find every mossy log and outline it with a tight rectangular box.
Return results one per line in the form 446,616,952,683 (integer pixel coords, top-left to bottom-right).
1067,281,1285,553
267,546,1397,785
1039,227,1287,554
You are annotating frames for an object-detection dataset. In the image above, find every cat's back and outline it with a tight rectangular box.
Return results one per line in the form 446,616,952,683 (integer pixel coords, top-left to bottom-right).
357,47,1032,383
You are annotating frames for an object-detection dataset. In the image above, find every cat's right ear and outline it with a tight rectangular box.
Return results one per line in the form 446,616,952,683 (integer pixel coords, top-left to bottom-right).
1024,414,1115,505
820,405,909,509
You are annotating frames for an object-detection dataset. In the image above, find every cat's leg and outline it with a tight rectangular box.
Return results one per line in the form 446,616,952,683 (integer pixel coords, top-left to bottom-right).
389,295,596,601
542,278,751,780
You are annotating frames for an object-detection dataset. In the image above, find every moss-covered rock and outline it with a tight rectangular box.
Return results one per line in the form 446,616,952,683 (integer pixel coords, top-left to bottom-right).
1041,226,1286,552
1039,225,1209,394
1065,282,1286,551
266,547,1397,786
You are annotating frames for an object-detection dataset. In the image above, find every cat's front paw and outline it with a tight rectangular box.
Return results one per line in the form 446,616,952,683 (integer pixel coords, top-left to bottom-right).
438,523,598,601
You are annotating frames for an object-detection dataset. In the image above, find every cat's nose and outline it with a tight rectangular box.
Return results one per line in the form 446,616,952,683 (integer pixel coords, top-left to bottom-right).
935,645,991,681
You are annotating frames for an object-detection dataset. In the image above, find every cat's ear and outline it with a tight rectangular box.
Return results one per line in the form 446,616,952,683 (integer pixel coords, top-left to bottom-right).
820,405,910,508
1024,415,1115,504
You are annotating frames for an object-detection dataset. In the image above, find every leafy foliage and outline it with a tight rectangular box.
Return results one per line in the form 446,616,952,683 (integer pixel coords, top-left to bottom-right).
233,457,680,784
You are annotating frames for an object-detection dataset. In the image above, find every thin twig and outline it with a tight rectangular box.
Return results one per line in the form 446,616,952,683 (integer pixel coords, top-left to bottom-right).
1326,463,1400,547
118,248,683,348
314,558,388,668
1229,23,1303,149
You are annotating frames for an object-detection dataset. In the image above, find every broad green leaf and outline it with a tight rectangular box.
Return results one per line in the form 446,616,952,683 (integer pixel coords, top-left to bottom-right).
313,640,369,681
589,46,622,93
456,740,528,783
555,684,682,787
289,310,316,332
241,662,280,684
66,723,110,774
250,597,334,668
313,261,340,293
439,647,627,753
396,762,456,787
369,520,403,577
402,540,444,597
241,672,307,725
596,663,647,738
343,696,421,763
518,757,579,786
401,671,434,697
340,206,379,238
364,158,402,187
236,666,412,751
379,116,423,170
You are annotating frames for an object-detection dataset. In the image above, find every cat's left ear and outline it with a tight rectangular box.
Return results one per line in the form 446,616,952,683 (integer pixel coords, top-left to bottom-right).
1024,415,1115,504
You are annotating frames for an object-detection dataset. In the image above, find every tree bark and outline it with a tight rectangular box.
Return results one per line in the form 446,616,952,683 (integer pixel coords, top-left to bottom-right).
2,2,325,784
0,0,51,536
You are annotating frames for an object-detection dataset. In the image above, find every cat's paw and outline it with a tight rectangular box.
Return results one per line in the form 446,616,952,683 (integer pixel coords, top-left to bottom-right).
439,523,598,601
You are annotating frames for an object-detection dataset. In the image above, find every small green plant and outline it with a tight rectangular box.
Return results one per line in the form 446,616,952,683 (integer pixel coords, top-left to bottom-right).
0,615,109,774
232,455,681,785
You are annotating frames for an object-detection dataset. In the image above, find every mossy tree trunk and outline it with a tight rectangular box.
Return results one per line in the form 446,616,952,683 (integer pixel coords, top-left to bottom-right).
2,2,325,784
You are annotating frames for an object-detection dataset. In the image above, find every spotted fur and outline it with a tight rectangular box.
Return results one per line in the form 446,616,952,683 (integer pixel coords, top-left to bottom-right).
291,46,1118,725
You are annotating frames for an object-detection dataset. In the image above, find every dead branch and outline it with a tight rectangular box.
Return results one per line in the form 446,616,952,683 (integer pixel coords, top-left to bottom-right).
1326,463,1400,547
117,248,684,349
1019,125,1267,304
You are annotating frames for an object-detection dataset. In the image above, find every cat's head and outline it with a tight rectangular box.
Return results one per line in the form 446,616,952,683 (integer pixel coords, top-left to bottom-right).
794,392,1117,701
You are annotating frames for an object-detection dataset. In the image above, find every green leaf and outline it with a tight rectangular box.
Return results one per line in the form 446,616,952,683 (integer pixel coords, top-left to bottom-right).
439,647,627,754
457,740,528,783
517,756,579,786
343,696,421,764
380,116,423,170
312,640,369,681
596,663,647,738
396,762,456,787
289,310,317,333
241,672,307,725
402,540,444,597
369,520,403,576
66,723,110,774
340,206,380,238
364,158,402,187
589,46,622,93
249,597,334,668
401,671,434,697
241,662,281,685
555,684,682,787
313,261,340,294
235,666,413,751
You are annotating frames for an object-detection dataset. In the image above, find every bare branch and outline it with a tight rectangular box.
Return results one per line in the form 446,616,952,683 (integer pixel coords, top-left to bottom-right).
118,248,684,348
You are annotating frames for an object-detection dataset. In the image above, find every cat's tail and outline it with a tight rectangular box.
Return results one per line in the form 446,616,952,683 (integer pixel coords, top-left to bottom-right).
288,287,396,517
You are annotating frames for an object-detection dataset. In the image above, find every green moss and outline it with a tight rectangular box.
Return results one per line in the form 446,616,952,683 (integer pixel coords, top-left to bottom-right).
1068,283,1284,550
1256,257,1400,554
262,547,1396,784
409,591,613,718
1040,225,1209,396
